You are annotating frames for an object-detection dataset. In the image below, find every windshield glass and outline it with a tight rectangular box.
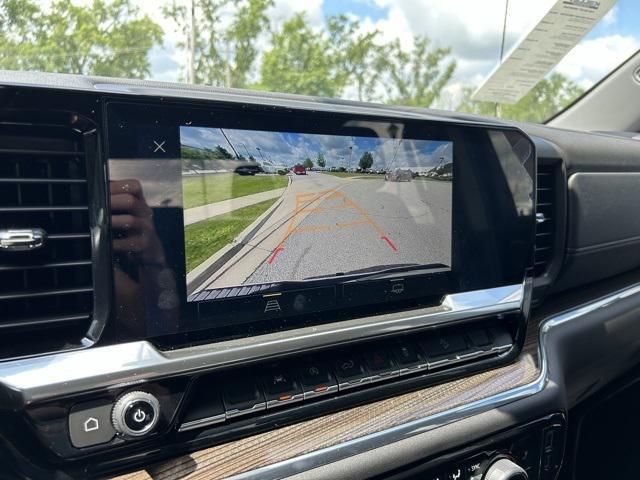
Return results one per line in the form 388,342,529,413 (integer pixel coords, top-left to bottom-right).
1,0,638,123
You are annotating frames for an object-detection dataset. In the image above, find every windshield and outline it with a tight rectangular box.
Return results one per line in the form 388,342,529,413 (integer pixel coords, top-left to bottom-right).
1,0,638,123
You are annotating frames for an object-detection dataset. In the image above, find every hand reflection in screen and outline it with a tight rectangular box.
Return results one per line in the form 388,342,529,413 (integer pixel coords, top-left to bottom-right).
110,179,180,337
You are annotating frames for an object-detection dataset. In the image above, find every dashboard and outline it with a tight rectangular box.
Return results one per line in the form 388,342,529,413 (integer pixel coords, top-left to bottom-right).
1,71,640,480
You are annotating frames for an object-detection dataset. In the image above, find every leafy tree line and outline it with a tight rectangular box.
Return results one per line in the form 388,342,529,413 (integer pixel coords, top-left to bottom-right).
0,0,162,78
0,0,584,122
458,72,584,123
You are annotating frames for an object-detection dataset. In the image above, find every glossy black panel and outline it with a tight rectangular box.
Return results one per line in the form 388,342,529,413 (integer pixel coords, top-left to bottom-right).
106,101,535,345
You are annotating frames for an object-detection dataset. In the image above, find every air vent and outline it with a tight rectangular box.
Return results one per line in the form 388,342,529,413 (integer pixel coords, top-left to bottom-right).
534,164,556,277
0,123,93,359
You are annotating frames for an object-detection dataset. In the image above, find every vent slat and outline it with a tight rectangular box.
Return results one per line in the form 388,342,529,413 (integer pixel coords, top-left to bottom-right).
0,177,87,184
0,148,84,156
0,123,93,358
0,260,92,271
534,164,557,277
0,286,93,301
0,313,90,331
48,232,91,240
0,205,88,212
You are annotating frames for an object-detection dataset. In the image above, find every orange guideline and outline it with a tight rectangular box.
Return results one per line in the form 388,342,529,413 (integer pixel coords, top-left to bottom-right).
267,189,397,265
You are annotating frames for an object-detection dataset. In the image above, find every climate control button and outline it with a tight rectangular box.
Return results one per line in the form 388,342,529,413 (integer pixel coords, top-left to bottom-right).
112,391,160,437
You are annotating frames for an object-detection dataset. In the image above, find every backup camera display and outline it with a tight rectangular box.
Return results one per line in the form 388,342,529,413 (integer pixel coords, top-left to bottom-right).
181,126,453,296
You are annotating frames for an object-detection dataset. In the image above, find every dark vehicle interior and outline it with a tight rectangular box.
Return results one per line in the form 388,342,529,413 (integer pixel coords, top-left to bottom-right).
1,46,640,480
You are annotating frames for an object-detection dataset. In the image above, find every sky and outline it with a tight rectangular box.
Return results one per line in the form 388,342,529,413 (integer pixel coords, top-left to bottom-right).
181,126,453,170
51,0,640,108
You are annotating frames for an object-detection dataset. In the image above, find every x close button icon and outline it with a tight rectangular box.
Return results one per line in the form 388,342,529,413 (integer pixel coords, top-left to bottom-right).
153,140,166,153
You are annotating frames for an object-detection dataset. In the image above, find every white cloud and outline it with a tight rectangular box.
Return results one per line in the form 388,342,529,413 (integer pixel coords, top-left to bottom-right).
602,5,618,26
270,0,324,26
373,0,556,62
555,34,639,89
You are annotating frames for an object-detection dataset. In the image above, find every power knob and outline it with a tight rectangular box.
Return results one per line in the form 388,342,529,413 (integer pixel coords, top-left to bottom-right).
111,391,160,438
483,458,528,480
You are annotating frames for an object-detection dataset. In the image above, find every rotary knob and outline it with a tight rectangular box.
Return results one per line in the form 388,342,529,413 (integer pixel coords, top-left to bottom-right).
483,458,528,480
111,391,160,437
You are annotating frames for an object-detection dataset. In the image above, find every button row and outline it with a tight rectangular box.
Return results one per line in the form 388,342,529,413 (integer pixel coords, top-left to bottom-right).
179,325,513,432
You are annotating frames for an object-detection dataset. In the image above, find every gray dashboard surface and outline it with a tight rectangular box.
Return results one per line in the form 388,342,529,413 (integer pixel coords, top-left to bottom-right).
566,172,640,251
519,123,640,293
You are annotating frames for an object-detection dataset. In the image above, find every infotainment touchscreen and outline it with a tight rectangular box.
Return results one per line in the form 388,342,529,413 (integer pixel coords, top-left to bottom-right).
107,101,535,342
181,126,453,297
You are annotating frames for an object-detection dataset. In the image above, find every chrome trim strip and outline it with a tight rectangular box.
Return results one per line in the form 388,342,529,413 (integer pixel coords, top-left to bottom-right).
302,384,338,401
266,393,304,410
0,228,46,251
0,284,523,404
225,402,266,419
178,414,226,432
225,282,640,480
338,377,372,391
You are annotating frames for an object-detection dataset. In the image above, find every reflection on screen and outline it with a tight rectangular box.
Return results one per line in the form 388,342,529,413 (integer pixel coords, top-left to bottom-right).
180,126,453,296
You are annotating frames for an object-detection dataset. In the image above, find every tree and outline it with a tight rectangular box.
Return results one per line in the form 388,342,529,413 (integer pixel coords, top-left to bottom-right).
458,73,584,123
303,157,314,170
327,15,381,102
316,153,326,169
358,151,374,171
258,13,455,106
259,13,341,97
163,0,273,87
380,36,456,107
0,0,162,77
211,145,235,159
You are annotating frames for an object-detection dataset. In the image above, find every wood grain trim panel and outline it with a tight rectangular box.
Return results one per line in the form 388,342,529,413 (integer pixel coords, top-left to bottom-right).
115,326,541,480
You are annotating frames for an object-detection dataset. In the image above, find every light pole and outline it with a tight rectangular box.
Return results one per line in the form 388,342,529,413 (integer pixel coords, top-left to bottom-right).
219,128,239,158
241,143,251,159
256,147,265,162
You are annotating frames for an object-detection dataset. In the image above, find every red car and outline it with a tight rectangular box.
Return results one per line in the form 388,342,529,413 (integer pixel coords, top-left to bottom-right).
291,165,306,175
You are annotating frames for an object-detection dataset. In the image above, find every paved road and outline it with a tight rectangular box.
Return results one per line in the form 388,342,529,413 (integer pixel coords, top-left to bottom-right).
194,173,452,291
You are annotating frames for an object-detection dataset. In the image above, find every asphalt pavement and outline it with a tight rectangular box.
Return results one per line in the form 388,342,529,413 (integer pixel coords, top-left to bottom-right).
193,172,452,291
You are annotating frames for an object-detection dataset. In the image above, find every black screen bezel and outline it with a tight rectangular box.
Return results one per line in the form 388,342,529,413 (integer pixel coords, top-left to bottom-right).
106,100,535,347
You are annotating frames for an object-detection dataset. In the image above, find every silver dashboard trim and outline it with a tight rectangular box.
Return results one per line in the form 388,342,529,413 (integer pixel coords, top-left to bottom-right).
223,282,640,480
178,413,226,432
0,284,523,404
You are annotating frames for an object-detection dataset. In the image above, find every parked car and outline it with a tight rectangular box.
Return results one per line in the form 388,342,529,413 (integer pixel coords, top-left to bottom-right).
384,168,413,182
234,165,264,176
291,165,307,175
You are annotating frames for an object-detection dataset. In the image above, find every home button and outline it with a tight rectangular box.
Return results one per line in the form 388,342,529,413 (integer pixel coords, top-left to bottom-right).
68,400,116,448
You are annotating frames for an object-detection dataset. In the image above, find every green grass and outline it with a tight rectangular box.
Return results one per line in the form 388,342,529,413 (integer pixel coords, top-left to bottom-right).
182,173,288,209
185,199,277,272
323,172,384,179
